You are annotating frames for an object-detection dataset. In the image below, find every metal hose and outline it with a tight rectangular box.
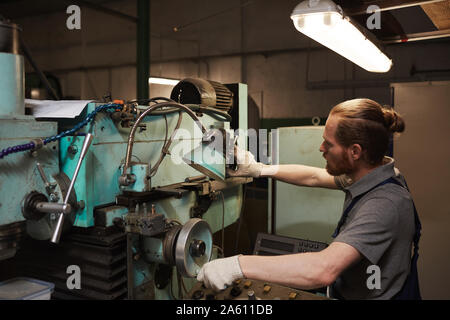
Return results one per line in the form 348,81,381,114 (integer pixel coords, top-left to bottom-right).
122,102,207,176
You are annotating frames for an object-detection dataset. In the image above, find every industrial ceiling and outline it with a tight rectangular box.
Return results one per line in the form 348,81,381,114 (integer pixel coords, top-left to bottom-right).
1,0,449,45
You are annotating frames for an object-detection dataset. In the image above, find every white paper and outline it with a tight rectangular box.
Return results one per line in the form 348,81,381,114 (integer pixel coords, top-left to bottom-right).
25,99,94,118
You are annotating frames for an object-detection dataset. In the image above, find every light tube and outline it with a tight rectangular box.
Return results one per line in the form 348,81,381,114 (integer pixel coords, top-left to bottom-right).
291,0,392,73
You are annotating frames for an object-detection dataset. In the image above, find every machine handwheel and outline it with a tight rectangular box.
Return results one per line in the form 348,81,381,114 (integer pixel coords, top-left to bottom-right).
175,218,212,278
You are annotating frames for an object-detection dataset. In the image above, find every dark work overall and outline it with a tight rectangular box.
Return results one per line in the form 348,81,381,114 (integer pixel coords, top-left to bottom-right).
332,176,422,300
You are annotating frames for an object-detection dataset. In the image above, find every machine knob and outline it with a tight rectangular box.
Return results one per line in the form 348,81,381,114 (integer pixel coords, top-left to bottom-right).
230,286,242,297
247,290,256,300
189,239,206,257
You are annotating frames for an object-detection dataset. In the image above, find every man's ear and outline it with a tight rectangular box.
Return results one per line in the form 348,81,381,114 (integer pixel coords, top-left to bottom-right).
350,144,363,160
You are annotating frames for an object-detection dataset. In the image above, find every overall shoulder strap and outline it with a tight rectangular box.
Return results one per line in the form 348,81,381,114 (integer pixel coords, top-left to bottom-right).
384,177,422,250
332,176,421,243
332,176,398,238
387,177,423,300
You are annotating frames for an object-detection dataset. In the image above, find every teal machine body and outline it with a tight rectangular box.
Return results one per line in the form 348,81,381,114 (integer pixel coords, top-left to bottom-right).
0,21,60,261
0,21,250,299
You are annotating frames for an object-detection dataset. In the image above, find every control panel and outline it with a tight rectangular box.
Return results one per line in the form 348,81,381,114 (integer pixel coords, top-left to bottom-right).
253,233,328,256
187,279,329,300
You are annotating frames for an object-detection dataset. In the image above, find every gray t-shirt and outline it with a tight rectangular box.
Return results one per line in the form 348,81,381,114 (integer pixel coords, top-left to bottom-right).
331,157,415,300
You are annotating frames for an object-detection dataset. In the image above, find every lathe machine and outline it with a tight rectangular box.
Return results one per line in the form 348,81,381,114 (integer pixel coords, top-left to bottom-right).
0,19,250,300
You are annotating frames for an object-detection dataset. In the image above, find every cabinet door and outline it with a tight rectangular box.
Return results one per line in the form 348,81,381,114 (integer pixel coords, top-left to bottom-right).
393,81,450,300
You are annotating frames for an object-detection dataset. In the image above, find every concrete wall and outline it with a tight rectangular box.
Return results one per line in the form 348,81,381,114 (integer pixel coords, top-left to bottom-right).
14,0,450,119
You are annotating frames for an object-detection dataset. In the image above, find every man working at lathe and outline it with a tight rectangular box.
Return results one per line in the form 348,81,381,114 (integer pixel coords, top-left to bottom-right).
197,98,421,300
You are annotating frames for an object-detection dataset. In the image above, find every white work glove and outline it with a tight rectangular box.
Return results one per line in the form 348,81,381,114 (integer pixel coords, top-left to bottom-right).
227,146,265,178
197,255,244,291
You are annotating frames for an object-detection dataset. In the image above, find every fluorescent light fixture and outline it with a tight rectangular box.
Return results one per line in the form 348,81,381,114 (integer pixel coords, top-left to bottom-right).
148,77,180,86
290,0,392,73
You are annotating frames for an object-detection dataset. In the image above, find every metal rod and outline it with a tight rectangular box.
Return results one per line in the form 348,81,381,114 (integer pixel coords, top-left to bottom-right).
50,213,65,244
381,29,450,44
346,0,447,15
373,0,446,12
185,175,207,182
35,202,72,215
51,133,93,244
63,134,93,205
36,162,50,188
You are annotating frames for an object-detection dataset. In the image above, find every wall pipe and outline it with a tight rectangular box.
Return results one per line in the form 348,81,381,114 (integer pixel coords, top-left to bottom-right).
137,0,150,100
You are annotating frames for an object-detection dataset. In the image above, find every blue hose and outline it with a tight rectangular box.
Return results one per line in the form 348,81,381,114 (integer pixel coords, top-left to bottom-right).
0,103,122,159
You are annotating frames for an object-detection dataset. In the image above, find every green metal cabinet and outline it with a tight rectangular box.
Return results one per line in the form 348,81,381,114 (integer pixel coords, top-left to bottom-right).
269,126,344,244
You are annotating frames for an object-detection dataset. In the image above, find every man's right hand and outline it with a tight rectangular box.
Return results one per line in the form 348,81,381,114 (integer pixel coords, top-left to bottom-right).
227,146,264,178
227,147,339,189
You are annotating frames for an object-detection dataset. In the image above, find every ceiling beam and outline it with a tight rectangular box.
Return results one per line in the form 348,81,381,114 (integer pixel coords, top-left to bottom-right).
345,0,447,16
421,0,450,29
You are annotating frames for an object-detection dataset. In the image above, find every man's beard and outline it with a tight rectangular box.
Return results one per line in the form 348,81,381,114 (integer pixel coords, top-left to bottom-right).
325,150,354,176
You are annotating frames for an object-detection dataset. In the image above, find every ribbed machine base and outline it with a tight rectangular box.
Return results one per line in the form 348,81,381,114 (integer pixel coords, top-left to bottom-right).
0,226,127,300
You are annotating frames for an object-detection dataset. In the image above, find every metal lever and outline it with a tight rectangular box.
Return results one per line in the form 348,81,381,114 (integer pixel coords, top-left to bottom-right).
50,133,94,244
36,162,50,188
36,162,57,194
35,202,72,215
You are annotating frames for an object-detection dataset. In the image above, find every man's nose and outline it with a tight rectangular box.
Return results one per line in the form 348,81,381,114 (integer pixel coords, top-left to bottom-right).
319,142,325,153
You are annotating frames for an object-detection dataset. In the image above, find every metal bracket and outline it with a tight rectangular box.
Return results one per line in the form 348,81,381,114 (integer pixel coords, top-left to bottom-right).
124,212,167,237
154,264,172,290
190,194,213,218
